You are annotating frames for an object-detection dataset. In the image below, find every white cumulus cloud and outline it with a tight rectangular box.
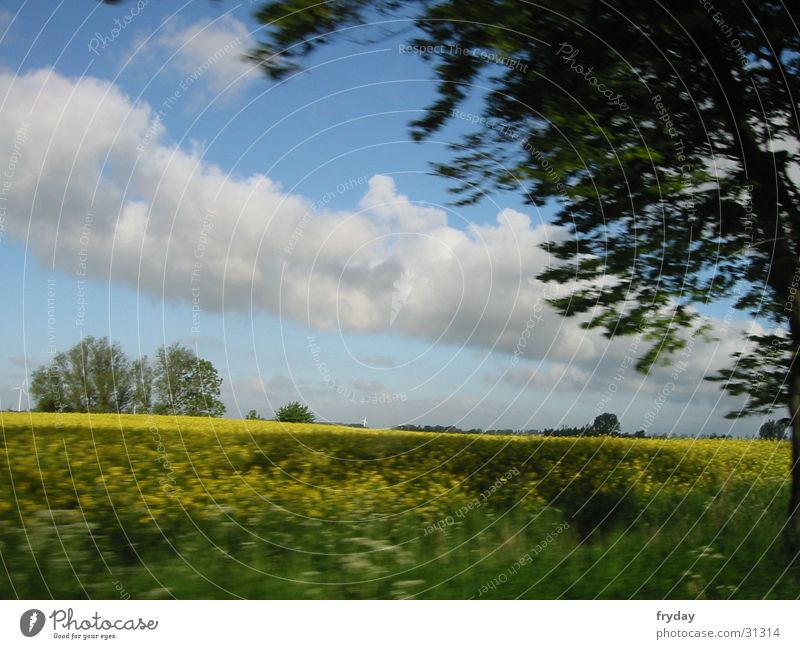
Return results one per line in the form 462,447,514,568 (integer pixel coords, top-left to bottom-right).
0,67,752,411
135,14,259,99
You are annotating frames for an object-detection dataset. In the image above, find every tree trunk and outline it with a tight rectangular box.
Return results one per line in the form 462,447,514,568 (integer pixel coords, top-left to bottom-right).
788,301,800,538
790,364,800,535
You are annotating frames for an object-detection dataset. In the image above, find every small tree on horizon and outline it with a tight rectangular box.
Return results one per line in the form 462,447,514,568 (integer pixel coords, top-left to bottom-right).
591,413,622,436
275,401,315,423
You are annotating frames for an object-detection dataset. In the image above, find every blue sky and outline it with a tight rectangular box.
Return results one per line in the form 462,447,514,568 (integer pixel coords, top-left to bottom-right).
0,1,764,434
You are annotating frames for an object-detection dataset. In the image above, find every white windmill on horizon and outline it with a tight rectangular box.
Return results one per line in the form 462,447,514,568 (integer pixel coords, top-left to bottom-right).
13,380,29,412
362,416,368,429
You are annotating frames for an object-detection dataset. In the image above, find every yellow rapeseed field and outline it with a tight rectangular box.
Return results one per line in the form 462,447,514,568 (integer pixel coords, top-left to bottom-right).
0,411,789,528
1,412,795,598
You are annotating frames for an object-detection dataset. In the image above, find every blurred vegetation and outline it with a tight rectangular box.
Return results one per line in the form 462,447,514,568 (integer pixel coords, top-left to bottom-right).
0,412,797,598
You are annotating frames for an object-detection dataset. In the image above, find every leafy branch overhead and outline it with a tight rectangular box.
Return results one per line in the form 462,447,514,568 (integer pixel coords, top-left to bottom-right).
248,0,800,410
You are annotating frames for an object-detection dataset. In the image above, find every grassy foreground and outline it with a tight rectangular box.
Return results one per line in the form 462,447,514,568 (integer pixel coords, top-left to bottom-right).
0,412,798,598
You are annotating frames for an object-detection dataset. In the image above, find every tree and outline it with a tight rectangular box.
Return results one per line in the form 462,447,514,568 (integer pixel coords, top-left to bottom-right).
86,337,133,412
30,336,133,412
760,419,789,441
591,413,621,436
244,0,800,527
275,401,315,423
245,409,264,420
30,354,70,412
153,343,225,417
30,339,225,416
131,355,155,414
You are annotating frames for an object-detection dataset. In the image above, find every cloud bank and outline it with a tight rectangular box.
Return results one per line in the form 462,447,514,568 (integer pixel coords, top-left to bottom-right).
0,68,750,416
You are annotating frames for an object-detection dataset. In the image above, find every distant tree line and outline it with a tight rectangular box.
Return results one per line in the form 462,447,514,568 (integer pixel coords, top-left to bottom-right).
394,412,770,440
30,336,225,417
395,413,628,437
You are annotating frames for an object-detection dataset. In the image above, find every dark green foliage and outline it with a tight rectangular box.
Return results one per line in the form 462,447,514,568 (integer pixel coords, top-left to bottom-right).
275,400,315,423
592,413,621,436
759,419,789,441
245,409,265,420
